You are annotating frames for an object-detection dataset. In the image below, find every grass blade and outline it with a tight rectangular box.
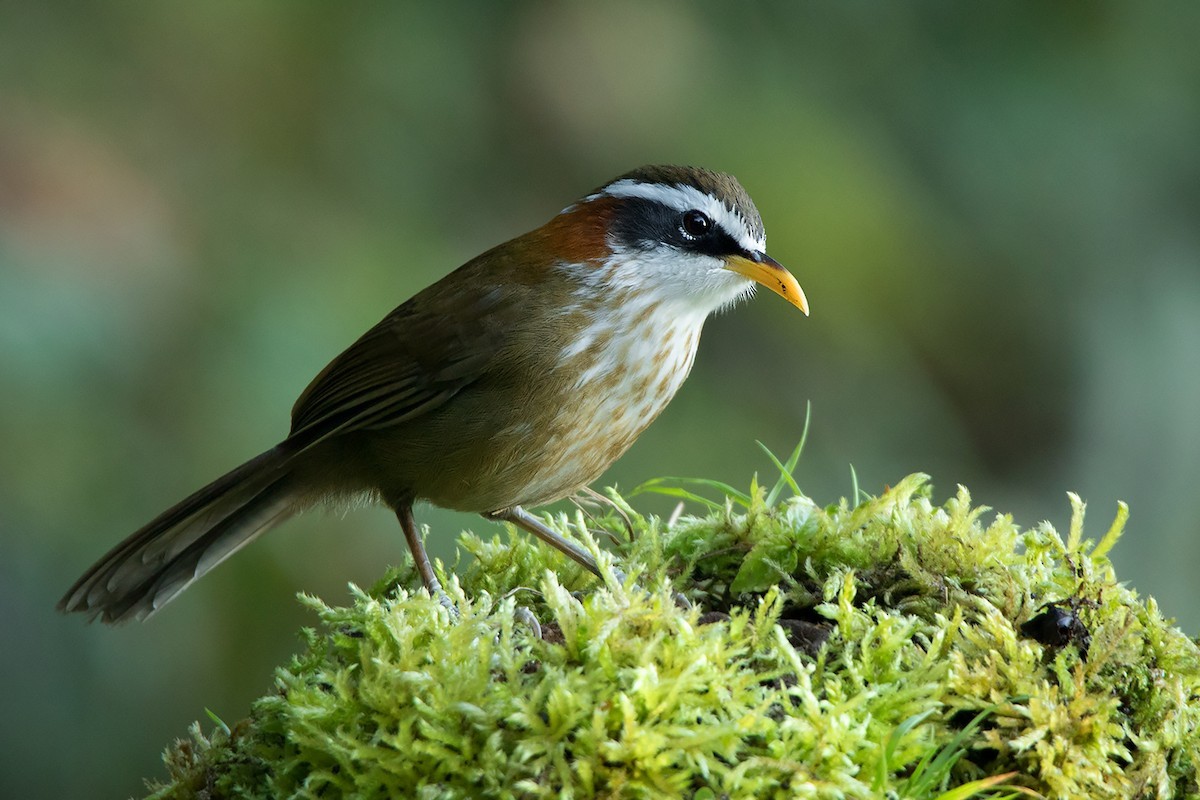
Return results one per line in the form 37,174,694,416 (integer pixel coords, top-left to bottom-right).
762,401,811,505
631,476,750,510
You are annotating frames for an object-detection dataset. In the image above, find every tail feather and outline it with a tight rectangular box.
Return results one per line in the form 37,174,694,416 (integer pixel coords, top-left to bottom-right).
59,445,301,624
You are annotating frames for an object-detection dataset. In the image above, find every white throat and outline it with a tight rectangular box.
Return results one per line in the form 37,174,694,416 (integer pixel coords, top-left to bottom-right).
566,246,756,320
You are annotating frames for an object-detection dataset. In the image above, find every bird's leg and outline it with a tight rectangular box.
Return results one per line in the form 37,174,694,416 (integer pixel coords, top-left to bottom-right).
396,504,455,611
488,507,693,613
486,506,627,585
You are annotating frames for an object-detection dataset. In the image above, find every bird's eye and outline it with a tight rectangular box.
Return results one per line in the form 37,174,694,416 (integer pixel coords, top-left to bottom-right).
681,209,711,238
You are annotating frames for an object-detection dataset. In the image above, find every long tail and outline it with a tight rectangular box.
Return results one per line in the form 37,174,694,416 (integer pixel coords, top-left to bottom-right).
58,444,302,624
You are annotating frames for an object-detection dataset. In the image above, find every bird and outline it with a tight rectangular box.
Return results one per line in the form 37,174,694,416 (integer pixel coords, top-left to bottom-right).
58,165,808,624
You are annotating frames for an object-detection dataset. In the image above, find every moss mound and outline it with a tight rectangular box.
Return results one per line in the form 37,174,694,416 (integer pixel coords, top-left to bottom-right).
147,474,1200,799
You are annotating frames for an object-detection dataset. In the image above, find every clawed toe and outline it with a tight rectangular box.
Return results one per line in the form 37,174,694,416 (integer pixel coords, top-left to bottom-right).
513,605,543,639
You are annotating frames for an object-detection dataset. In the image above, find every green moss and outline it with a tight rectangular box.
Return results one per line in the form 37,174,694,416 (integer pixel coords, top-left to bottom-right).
145,474,1200,799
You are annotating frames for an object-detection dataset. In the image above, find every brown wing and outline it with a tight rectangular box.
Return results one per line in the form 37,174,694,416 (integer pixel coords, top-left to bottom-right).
287,277,510,449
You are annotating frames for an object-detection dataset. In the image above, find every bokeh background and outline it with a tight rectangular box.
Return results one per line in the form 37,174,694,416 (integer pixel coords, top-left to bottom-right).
3,3,1199,797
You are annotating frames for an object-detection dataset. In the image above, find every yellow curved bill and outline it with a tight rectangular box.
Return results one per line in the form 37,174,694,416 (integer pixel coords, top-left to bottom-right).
724,253,809,315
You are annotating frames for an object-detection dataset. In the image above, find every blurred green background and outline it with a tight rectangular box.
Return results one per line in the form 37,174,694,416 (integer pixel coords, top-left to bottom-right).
3,3,1199,797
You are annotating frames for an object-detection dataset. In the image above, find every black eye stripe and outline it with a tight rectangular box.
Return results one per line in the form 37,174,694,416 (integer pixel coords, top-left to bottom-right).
611,197,746,259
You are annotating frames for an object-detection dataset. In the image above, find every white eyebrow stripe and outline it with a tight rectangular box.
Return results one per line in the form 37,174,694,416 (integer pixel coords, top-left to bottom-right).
598,180,766,253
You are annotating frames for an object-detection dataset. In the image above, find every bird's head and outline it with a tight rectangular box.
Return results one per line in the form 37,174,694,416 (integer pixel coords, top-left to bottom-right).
549,165,808,317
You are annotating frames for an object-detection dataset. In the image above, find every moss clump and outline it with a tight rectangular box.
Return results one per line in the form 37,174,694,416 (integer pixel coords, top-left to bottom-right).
147,474,1200,799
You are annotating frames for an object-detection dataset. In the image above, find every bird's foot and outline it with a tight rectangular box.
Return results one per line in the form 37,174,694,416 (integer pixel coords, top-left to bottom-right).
432,586,458,615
